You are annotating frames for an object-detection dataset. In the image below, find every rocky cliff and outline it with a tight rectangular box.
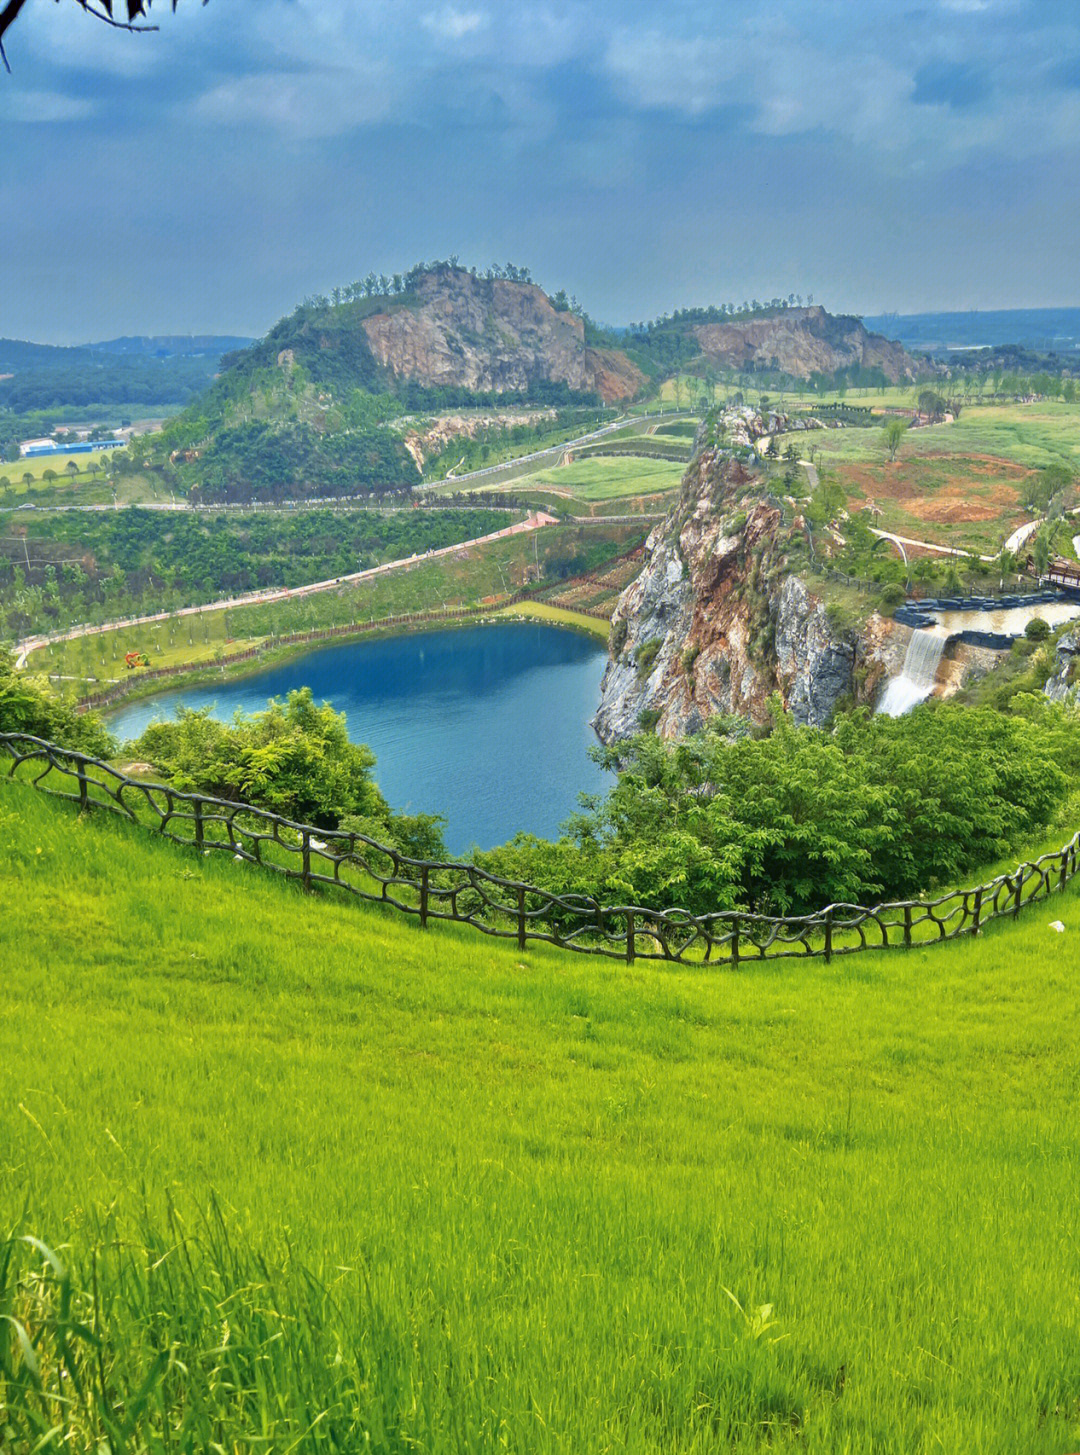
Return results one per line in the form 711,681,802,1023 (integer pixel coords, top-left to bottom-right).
361,269,644,404
593,447,899,742
693,306,918,383
1044,632,1079,702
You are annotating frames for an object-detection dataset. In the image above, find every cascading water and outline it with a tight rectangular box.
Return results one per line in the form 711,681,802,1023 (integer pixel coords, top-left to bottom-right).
877,629,946,717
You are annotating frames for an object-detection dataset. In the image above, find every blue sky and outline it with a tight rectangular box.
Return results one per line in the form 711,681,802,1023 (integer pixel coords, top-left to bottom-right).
3,0,1080,342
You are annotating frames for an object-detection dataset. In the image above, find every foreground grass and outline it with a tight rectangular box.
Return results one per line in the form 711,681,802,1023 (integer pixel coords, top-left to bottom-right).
3,782,1080,1451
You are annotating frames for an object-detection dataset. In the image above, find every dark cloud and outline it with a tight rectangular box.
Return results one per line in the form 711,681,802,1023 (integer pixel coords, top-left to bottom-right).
3,0,1080,340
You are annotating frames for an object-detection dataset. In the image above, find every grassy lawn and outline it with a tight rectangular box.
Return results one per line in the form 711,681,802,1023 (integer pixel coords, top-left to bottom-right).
3,780,1080,1451
518,455,685,502
496,599,609,639
0,466,173,509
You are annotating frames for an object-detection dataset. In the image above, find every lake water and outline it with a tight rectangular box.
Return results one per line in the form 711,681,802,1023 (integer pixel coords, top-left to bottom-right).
106,622,611,854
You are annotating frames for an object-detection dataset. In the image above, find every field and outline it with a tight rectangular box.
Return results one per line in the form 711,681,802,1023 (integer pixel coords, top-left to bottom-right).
3,780,1080,1451
787,400,1080,554
516,455,684,507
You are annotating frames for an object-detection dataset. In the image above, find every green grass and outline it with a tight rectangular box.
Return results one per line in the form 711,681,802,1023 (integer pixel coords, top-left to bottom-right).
517,455,685,502
3,780,1080,1451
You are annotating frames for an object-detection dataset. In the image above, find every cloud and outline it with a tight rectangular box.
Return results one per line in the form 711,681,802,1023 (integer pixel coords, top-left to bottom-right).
193,66,396,139
422,7,488,41
0,89,96,123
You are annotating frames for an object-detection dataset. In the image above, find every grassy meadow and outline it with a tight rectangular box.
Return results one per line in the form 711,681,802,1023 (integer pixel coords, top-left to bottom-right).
782,400,1080,554
3,781,1080,1451
517,455,685,505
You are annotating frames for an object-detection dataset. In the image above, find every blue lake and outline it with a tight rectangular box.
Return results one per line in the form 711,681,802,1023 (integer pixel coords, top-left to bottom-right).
106,622,611,854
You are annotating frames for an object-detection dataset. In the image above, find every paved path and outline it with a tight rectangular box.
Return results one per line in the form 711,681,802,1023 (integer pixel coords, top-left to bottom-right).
870,528,995,563
15,511,558,669
1004,518,1040,554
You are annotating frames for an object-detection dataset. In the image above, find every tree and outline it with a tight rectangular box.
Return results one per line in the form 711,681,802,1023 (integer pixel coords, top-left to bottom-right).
65,460,80,487
0,0,207,70
882,417,908,462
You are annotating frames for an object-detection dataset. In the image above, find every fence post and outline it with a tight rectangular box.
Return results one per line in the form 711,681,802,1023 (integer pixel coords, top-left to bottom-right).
302,829,312,893
823,907,833,964
903,903,912,949
193,797,204,849
1014,871,1023,917
1060,849,1070,894
626,911,636,965
517,885,527,951
76,759,90,812
972,886,983,935
730,914,740,967
420,864,429,929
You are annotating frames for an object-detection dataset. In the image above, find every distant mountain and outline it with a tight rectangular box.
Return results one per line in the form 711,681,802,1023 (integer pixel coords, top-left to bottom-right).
0,336,253,418
690,306,918,383
863,309,1080,355
87,336,256,359
224,266,644,408
0,336,253,371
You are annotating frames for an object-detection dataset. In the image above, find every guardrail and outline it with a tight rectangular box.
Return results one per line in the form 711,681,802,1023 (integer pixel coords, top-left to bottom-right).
3,733,1077,966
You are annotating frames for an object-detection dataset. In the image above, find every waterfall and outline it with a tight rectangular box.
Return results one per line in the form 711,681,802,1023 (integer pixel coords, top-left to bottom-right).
877,629,945,717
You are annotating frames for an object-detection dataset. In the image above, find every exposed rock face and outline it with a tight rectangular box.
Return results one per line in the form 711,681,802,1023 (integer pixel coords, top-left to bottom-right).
1044,632,1079,702
693,306,917,383
360,269,644,404
593,449,895,742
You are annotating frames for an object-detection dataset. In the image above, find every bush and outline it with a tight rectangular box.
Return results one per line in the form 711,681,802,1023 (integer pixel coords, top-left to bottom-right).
634,638,663,680
0,649,114,757
479,698,1077,917
878,583,907,613
1025,617,1051,641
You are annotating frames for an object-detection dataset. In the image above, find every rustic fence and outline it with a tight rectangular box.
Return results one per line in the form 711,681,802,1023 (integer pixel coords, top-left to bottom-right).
4,733,1078,967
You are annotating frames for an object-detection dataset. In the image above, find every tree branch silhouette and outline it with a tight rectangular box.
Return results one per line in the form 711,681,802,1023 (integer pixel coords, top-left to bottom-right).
0,0,207,73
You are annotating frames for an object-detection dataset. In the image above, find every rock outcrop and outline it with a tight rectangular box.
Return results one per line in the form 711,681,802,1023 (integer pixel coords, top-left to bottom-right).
593,448,896,742
693,306,917,383
361,269,644,404
1044,632,1079,702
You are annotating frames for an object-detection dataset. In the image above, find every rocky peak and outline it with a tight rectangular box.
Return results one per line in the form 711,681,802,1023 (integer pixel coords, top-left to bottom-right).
593,448,896,742
693,306,917,383
360,267,644,403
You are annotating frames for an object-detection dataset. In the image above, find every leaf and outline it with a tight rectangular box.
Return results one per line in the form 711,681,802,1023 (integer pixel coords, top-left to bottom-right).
2,1315,40,1381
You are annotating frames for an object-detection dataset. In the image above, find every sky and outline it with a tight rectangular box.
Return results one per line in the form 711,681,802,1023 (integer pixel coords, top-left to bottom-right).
3,0,1080,343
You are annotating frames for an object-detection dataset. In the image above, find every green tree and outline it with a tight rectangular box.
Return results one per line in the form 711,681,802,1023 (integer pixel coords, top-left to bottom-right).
882,417,908,462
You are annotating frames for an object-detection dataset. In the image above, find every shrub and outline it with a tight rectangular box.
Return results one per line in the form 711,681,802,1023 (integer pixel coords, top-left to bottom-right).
681,644,701,675
0,649,114,757
610,618,628,657
1025,617,1051,641
634,638,663,680
480,698,1077,917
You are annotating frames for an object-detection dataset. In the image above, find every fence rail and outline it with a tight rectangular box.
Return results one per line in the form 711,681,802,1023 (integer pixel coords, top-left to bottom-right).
3,732,1078,966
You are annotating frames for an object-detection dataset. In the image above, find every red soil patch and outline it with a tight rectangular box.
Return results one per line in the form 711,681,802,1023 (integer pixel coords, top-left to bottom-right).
906,496,999,524
839,455,1029,505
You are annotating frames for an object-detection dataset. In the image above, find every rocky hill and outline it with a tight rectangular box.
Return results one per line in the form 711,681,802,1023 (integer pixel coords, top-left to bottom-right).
221,266,644,409
593,444,902,742
359,268,644,404
691,306,917,383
